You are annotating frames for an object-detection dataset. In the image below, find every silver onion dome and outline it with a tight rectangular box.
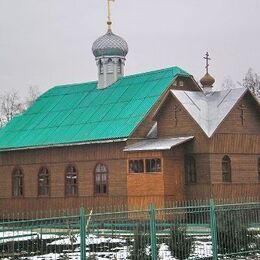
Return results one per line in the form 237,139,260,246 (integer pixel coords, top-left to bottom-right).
92,29,128,58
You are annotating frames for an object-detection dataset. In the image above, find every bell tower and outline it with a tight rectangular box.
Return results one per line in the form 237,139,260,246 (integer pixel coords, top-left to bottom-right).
92,0,128,89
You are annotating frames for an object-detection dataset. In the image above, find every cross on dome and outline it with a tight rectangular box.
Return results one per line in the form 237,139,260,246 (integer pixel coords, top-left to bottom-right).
203,52,211,74
107,0,115,30
200,52,215,91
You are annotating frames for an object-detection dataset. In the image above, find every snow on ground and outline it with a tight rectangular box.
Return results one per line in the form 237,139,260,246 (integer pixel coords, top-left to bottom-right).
48,233,126,246
0,230,62,244
1,230,259,259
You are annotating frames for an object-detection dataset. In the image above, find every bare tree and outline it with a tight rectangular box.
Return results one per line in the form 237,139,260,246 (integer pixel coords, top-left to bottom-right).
25,85,40,108
0,86,40,127
222,76,236,90
0,91,24,127
240,68,260,97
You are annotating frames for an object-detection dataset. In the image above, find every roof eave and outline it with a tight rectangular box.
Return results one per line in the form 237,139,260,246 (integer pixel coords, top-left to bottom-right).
0,138,128,152
189,75,203,91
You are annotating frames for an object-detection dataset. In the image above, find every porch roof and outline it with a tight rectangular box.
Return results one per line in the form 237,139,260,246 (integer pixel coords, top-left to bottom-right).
124,136,194,152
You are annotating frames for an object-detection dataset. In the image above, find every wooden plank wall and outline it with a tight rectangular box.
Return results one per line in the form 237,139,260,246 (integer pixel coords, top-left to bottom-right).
1,183,259,216
0,142,128,199
186,183,260,200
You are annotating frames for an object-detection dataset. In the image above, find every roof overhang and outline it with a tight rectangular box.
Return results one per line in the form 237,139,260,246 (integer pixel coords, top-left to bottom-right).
0,138,127,152
124,136,194,152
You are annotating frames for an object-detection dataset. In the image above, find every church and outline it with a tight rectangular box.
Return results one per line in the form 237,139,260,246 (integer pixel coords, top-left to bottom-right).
0,3,259,213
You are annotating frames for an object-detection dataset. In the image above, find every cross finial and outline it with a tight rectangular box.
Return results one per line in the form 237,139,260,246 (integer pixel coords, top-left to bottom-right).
107,0,115,30
203,52,211,74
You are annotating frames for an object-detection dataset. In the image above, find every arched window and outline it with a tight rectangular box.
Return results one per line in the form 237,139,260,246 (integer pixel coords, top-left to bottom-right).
258,158,260,182
184,156,197,184
65,165,78,196
107,58,113,74
222,156,232,182
94,163,108,195
12,168,23,197
99,60,104,74
38,167,50,196
117,59,122,74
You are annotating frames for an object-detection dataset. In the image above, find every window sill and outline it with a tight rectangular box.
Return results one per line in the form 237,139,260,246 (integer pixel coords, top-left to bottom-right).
65,194,79,197
185,182,198,185
128,172,161,175
94,193,109,197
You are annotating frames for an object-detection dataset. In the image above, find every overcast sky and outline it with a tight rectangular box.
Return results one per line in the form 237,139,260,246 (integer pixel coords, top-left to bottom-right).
0,0,260,97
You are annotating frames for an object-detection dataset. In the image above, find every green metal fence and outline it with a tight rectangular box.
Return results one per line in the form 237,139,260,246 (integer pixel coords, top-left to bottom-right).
1,199,260,259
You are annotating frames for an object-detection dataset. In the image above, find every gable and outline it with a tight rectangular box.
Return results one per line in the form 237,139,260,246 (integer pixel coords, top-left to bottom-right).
0,67,191,151
170,77,202,92
152,87,260,139
130,76,202,140
216,91,260,135
169,88,252,137
155,94,205,138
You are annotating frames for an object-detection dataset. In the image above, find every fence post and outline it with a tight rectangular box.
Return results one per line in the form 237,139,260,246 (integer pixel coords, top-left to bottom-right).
80,207,86,260
149,204,157,260
209,199,218,260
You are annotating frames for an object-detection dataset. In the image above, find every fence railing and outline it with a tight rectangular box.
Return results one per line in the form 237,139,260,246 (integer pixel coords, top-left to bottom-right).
1,183,260,214
1,199,260,259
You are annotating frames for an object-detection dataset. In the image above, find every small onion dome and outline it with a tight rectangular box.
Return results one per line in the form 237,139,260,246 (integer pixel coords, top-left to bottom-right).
92,29,128,58
200,72,215,88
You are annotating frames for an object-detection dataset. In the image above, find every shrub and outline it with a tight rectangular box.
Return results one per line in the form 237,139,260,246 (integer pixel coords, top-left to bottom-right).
216,212,253,255
168,225,194,260
128,224,151,260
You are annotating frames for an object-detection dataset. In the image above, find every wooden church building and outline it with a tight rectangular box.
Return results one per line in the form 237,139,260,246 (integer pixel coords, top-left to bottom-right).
0,11,259,213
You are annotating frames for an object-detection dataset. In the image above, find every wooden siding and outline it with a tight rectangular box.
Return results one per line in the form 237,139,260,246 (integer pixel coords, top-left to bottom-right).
215,92,260,135
126,151,165,197
210,153,260,183
210,134,260,154
156,95,211,154
0,142,128,200
162,147,185,200
186,183,260,200
156,95,205,137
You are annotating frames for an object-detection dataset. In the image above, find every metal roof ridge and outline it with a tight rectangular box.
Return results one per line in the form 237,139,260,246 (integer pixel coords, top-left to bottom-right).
44,66,189,94
122,66,188,79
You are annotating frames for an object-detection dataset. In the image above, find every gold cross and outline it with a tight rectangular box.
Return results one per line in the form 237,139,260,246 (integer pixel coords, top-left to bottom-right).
107,0,115,30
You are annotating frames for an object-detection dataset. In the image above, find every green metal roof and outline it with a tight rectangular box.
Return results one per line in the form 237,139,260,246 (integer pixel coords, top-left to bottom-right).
0,66,190,150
